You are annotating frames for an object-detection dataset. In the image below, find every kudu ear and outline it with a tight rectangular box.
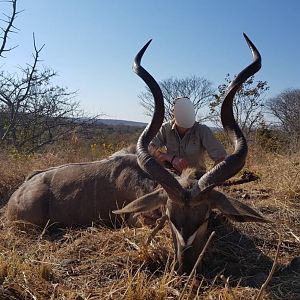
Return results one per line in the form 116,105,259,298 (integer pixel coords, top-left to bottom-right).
113,188,167,214
210,190,271,223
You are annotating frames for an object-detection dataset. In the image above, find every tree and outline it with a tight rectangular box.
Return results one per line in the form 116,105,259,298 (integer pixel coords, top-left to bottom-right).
0,0,84,152
209,74,269,137
267,89,300,149
139,75,215,121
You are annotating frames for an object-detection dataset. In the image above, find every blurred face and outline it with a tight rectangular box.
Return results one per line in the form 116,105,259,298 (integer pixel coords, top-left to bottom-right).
173,97,195,129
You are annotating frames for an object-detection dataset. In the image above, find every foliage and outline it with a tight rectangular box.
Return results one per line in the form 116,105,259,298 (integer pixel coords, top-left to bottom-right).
209,74,269,137
139,75,215,122
252,122,286,153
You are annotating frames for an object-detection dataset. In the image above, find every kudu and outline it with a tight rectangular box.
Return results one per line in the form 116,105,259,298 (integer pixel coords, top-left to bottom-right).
113,34,269,275
6,35,268,275
6,145,159,227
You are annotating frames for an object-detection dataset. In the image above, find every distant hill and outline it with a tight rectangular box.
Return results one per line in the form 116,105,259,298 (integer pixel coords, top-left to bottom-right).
95,119,147,128
93,119,221,131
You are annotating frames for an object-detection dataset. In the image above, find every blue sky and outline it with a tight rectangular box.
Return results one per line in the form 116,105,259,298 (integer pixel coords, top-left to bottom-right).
1,0,300,122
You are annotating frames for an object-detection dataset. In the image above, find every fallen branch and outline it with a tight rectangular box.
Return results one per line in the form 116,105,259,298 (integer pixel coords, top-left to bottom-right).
220,170,260,187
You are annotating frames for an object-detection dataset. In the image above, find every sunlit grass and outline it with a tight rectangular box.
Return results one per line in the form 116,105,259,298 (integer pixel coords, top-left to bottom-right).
0,140,299,299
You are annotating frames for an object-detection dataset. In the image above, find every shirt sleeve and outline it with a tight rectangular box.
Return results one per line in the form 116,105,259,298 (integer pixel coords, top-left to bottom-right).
199,125,227,161
150,125,166,149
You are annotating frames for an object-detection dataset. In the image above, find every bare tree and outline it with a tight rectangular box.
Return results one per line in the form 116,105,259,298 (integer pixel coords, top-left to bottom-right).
0,34,46,141
139,75,215,121
209,74,269,137
0,35,83,151
267,88,300,149
0,0,85,152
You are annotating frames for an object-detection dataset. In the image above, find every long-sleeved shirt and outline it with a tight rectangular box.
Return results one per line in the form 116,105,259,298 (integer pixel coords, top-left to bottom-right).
150,120,226,171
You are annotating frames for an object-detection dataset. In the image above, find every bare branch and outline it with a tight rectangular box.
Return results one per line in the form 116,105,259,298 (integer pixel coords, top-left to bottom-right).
32,32,45,53
208,74,269,137
0,0,18,58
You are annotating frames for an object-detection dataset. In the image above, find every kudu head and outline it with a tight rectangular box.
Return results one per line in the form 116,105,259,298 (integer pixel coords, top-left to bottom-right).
114,35,269,274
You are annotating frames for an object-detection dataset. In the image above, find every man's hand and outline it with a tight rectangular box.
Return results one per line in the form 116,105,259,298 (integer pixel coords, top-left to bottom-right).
151,148,188,173
155,151,169,164
171,157,188,172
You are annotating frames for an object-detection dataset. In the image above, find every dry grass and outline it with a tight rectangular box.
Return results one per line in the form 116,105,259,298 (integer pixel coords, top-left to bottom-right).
0,144,300,299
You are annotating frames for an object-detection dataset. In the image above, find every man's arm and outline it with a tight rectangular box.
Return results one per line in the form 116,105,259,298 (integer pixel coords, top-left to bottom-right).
200,125,227,165
149,125,171,164
149,144,173,164
149,144,188,172
149,122,188,172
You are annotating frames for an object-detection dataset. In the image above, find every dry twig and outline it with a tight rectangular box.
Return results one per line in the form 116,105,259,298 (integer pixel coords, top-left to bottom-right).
146,214,168,245
255,233,282,300
220,274,236,300
288,228,300,243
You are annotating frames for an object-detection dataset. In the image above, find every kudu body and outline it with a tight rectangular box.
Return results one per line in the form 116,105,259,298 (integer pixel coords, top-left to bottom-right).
114,34,269,274
6,149,159,227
